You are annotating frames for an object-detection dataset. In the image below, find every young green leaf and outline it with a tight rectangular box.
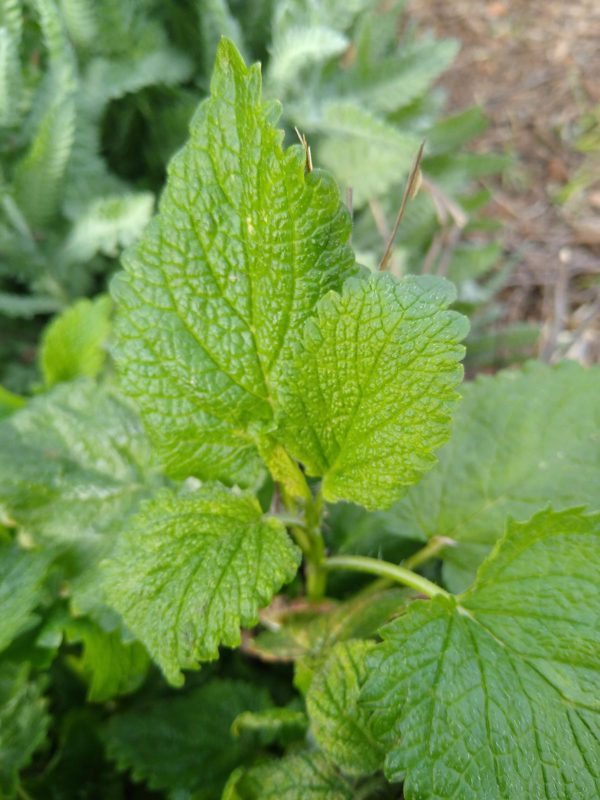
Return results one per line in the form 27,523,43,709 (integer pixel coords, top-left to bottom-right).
65,618,149,702
0,661,49,796
39,295,112,387
362,508,600,799
306,640,383,776
111,38,355,486
105,679,271,797
276,273,468,510
104,486,301,685
225,751,355,800
387,361,600,590
0,541,52,654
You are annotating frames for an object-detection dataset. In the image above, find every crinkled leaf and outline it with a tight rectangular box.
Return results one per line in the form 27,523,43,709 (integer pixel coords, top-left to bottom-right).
0,541,52,653
226,751,355,800
111,38,354,486
363,508,600,799
277,273,468,509
0,661,50,796
0,380,158,614
104,486,301,685
65,618,149,702
39,295,112,387
388,361,600,590
105,679,270,797
307,640,383,776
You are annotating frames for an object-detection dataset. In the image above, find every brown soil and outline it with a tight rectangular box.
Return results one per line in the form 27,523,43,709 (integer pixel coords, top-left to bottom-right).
409,0,600,363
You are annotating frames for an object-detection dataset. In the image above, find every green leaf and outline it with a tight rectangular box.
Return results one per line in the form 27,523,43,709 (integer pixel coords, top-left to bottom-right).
105,679,271,797
62,192,154,263
276,273,468,510
0,661,50,796
225,751,355,800
307,640,383,776
0,541,52,653
0,380,158,614
39,295,112,387
362,508,600,799
388,361,600,590
104,485,301,685
65,618,149,702
314,103,419,207
112,38,355,486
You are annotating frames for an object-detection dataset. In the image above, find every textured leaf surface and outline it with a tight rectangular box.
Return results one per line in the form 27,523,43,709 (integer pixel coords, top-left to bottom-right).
112,38,354,485
105,679,270,797
65,618,149,702
388,361,600,590
307,640,383,776
0,662,49,796
0,541,52,653
104,486,301,685
40,295,112,387
0,381,157,613
277,273,467,509
363,508,600,799
227,751,354,800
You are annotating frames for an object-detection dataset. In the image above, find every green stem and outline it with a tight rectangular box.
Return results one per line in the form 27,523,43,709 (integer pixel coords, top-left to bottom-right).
324,555,450,599
403,535,456,571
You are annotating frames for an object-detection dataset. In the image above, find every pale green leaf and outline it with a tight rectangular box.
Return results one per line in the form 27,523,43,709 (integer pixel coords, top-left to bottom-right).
277,273,468,509
314,103,420,207
104,485,301,685
268,25,348,89
0,380,158,614
65,618,149,702
0,541,52,653
363,508,600,799
225,751,354,800
307,640,383,776
388,361,600,590
105,679,270,797
111,38,355,486
328,36,458,115
0,25,21,127
0,661,50,796
39,295,112,387
62,192,154,263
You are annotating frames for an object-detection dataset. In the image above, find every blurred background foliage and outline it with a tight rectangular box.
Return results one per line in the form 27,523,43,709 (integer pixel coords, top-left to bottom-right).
1,0,517,396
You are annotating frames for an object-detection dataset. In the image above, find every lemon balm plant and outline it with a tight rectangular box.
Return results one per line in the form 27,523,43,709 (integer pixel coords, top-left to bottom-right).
0,40,599,799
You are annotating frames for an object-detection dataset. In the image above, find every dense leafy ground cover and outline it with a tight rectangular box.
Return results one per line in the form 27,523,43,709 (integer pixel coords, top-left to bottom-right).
1,6,599,800
1,0,509,396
